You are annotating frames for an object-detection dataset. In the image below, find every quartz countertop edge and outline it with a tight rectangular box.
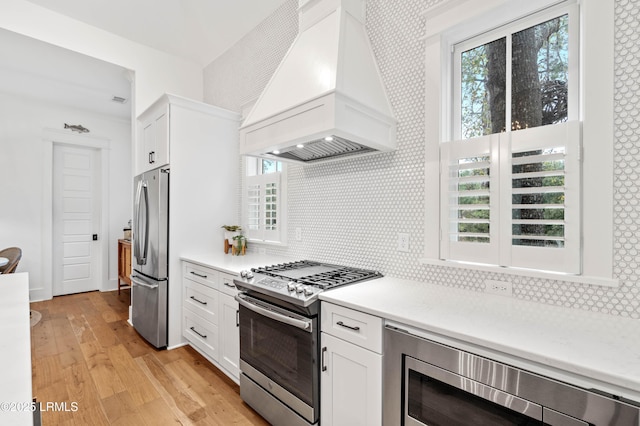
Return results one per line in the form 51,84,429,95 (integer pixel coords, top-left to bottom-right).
179,251,295,275
318,276,640,403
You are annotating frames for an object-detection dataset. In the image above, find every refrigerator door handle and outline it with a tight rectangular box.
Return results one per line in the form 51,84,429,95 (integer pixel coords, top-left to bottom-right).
133,179,142,264
131,274,159,290
134,180,150,265
141,182,149,263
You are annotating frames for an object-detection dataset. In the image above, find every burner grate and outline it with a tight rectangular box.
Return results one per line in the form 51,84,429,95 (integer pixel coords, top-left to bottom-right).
252,260,321,276
296,267,382,289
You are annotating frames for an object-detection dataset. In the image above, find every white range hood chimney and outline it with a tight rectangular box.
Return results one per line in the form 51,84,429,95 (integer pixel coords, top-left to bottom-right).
239,0,397,164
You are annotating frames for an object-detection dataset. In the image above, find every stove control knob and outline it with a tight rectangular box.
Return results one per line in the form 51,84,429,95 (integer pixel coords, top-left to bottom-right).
240,270,248,278
303,287,314,296
287,282,296,292
245,271,254,279
295,284,305,294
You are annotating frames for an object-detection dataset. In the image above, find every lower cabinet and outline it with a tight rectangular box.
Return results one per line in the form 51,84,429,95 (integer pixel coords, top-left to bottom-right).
320,302,383,426
182,261,240,382
218,291,240,378
184,310,219,360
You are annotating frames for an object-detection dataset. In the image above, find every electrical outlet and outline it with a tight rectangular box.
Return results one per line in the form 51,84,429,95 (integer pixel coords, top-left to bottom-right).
485,280,513,296
295,227,302,241
397,233,410,252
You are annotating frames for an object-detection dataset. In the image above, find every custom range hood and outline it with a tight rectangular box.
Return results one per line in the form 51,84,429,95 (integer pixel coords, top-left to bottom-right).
239,0,397,164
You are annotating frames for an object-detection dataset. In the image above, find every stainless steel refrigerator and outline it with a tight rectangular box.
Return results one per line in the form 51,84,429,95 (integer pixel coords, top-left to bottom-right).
132,166,169,348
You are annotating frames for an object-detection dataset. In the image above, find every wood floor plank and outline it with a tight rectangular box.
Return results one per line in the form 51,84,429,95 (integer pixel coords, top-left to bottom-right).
100,390,147,425
67,313,98,345
31,354,65,391
58,404,110,426
31,316,59,358
63,361,103,410
79,340,127,399
31,289,268,425
107,344,160,406
136,397,185,426
51,317,84,368
136,353,207,422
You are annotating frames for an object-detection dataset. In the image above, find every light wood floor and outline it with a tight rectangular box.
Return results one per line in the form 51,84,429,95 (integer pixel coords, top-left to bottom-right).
29,289,269,425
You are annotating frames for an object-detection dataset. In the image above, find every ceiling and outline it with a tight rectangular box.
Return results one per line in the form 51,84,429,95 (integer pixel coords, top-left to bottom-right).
0,0,288,121
0,28,133,120
23,0,288,67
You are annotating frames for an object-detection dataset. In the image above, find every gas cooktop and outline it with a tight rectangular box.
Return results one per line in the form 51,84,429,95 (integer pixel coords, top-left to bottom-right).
234,260,383,307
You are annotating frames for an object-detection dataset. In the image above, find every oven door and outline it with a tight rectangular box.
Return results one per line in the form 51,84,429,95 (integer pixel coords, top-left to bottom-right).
404,356,543,426
236,293,319,424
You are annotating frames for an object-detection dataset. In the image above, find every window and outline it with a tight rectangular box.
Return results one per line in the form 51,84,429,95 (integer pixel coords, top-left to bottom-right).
455,11,574,139
243,157,287,244
441,3,580,274
423,0,615,285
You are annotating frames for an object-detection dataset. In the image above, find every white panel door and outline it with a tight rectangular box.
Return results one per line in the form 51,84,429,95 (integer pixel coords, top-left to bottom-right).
53,144,101,295
320,332,382,426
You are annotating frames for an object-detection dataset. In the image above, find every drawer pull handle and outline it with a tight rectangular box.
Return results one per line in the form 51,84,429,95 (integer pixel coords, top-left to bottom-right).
190,271,207,278
224,282,236,288
336,321,360,332
236,310,240,327
190,326,207,339
190,296,207,305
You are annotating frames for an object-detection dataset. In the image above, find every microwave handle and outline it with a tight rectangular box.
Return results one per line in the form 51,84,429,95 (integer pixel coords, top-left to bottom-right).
235,294,312,333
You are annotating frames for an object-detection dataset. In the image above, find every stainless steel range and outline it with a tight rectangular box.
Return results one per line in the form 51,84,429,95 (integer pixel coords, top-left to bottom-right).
233,260,382,426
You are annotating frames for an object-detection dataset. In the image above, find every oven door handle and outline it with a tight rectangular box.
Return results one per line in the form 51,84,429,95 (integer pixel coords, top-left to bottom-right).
235,294,313,332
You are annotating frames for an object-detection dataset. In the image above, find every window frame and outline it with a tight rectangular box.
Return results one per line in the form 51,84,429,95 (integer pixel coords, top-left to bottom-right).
242,156,288,246
451,2,579,140
422,0,616,287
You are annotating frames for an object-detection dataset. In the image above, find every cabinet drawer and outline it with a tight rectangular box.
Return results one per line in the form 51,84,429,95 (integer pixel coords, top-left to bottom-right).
184,310,219,361
321,302,383,353
184,262,218,289
219,272,239,297
184,279,219,324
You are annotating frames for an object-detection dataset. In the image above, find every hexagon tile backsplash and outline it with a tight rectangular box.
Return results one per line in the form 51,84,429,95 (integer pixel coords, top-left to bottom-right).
204,0,640,319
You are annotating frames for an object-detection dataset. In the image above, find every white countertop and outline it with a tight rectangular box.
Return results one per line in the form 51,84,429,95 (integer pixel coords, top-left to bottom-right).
319,276,640,403
178,253,640,402
180,251,294,275
0,273,33,425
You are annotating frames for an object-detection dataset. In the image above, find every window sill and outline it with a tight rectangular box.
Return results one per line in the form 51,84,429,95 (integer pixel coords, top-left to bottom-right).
418,258,619,288
247,239,287,248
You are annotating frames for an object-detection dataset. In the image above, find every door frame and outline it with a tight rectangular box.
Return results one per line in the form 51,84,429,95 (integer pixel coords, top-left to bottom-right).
37,128,110,301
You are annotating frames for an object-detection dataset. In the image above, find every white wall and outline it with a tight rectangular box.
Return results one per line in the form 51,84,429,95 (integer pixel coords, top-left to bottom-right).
0,92,131,300
0,0,203,114
0,0,204,300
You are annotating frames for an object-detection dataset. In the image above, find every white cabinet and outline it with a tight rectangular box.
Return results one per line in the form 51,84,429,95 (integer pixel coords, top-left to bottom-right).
321,302,383,426
218,273,240,378
136,94,240,349
182,262,240,382
136,101,169,174
219,294,240,377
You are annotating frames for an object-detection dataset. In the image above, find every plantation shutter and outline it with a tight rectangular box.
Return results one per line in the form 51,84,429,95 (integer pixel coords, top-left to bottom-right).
440,134,500,264
441,121,581,273
502,121,581,273
245,172,281,242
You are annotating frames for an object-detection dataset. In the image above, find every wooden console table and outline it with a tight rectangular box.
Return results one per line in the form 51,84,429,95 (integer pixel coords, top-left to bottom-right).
117,239,132,294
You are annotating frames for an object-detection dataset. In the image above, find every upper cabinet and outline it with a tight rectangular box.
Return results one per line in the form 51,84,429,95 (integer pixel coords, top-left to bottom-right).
136,100,170,174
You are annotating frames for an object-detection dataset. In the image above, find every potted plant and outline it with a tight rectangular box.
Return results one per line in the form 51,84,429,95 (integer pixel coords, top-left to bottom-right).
232,233,247,256
221,225,242,254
